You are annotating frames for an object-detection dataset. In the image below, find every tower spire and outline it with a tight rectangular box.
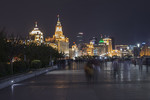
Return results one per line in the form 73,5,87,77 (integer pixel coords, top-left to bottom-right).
35,21,38,28
57,14,60,22
57,14,61,26
101,34,103,38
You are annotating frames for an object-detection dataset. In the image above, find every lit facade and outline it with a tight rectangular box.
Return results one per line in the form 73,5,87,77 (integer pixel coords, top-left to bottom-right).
70,43,78,59
111,50,121,57
103,38,112,56
53,15,69,43
115,45,133,57
45,15,69,56
94,43,107,56
86,42,94,56
29,22,44,44
140,45,150,56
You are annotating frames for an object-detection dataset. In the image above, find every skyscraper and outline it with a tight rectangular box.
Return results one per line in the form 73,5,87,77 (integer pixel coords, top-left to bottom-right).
90,37,98,45
76,32,83,45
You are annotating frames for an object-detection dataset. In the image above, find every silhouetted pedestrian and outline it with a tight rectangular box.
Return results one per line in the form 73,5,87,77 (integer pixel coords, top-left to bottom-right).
112,59,120,78
84,60,94,83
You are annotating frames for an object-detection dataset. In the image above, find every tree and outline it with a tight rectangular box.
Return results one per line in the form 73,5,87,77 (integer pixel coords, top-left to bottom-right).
0,29,9,62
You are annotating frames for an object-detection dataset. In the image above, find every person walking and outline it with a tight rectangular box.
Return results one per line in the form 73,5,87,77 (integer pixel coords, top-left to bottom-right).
93,60,101,82
112,59,120,78
123,58,131,71
123,58,131,81
84,60,94,83
138,58,143,70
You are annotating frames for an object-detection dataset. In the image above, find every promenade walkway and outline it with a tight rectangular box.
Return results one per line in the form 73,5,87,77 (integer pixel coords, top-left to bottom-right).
0,62,150,100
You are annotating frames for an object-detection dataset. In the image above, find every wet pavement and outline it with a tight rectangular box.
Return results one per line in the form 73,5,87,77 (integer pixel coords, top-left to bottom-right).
1,62,150,100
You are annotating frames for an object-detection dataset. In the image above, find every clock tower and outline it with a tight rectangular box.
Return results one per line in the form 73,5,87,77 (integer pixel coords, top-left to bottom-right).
52,15,69,56
53,15,68,42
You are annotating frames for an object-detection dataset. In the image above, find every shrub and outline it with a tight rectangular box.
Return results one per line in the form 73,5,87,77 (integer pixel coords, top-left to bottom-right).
31,60,41,69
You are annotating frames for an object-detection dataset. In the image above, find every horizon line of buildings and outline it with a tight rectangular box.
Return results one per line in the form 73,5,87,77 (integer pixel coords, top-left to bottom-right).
6,15,150,59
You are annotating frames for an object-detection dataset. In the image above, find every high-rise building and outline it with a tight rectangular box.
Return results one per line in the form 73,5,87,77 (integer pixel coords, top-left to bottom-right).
76,32,84,54
29,22,44,44
76,32,83,45
90,37,98,45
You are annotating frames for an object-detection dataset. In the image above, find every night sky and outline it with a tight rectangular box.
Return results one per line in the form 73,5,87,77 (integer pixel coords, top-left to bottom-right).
0,0,150,45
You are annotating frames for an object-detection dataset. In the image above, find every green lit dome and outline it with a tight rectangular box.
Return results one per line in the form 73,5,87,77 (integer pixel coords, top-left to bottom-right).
99,39,104,43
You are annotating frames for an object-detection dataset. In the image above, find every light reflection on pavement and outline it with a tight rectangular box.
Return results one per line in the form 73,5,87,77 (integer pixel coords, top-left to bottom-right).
1,62,150,100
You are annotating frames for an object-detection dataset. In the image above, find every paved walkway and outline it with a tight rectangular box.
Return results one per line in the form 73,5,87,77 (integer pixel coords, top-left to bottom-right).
0,62,150,100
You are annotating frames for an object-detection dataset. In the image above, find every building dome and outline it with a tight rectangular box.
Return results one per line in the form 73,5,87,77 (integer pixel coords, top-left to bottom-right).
99,38,104,43
29,22,44,43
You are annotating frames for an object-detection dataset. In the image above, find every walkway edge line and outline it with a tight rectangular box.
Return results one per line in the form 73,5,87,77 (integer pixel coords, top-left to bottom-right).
0,65,58,90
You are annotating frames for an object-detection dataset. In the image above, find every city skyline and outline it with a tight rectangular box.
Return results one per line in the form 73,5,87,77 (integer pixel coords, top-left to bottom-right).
0,0,150,45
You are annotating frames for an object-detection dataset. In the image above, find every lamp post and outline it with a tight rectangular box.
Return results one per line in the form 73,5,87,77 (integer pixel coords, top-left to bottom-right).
120,48,123,58
10,39,14,75
137,43,141,58
24,46,26,62
10,57,13,75
49,55,52,66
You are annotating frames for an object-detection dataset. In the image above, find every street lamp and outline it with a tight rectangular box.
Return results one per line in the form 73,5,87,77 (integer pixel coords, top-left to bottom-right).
120,48,123,57
137,43,140,48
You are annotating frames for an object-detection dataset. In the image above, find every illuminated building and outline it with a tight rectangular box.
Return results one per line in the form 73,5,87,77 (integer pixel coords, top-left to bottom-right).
111,50,121,57
29,22,44,44
99,38,104,44
90,37,97,45
76,32,84,52
103,37,112,56
93,36,107,56
115,45,128,51
45,15,69,56
76,32,83,45
140,45,150,56
70,42,78,59
93,44,107,56
86,42,94,56
115,45,133,57
78,43,88,56
53,15,69,42
47,43,58,49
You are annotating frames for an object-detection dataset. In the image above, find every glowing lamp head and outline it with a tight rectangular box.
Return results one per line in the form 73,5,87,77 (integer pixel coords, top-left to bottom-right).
137,43,140,47
11,80,14,83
